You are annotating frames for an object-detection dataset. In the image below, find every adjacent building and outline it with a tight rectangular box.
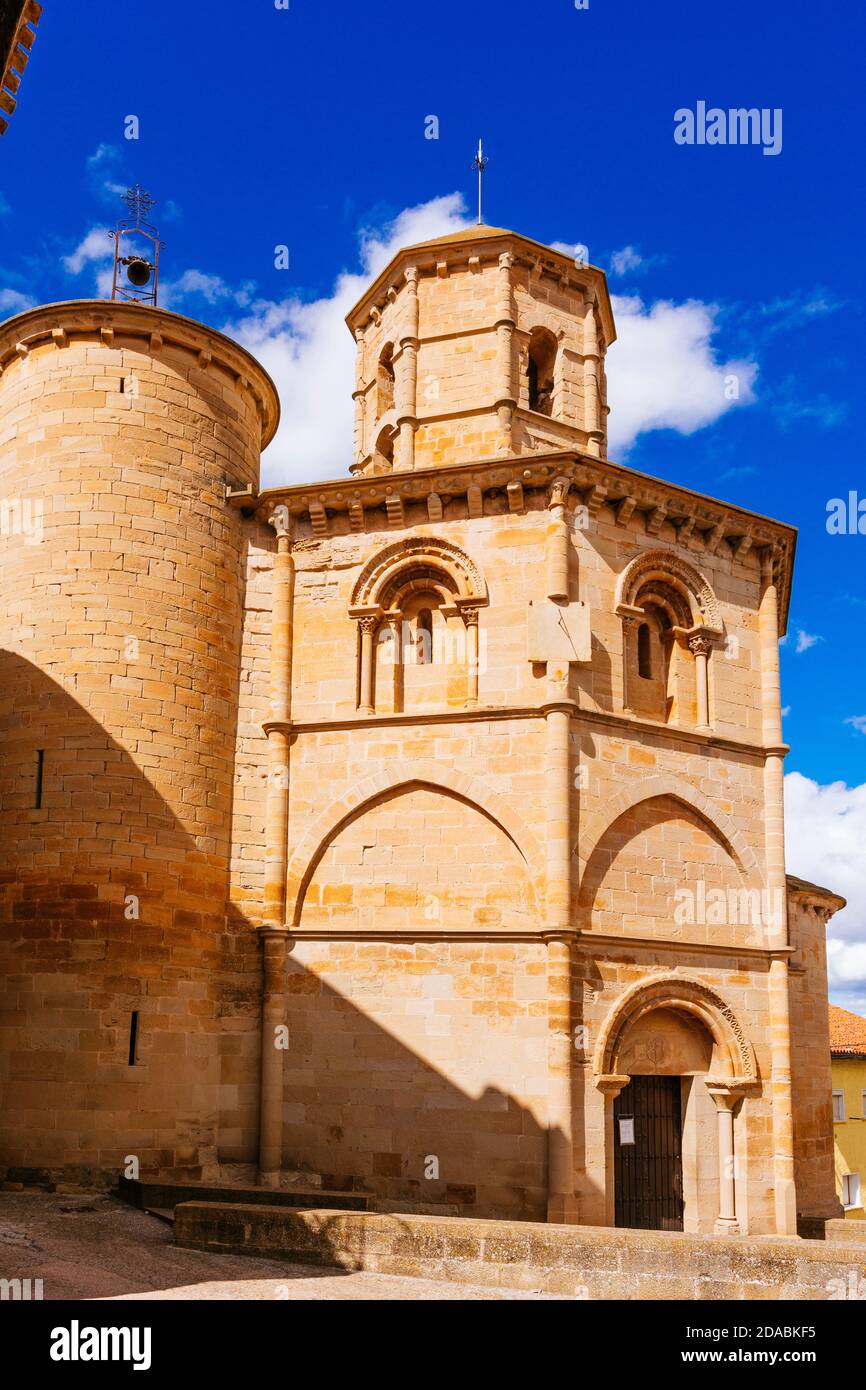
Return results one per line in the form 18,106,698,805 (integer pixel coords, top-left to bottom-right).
830,1003,866,1220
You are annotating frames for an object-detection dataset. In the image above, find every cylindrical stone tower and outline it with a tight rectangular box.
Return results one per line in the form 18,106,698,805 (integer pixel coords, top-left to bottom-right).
0,300,279,1187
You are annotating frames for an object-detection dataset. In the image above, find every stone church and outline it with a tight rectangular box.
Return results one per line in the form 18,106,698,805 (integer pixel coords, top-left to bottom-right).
0,221,845,1237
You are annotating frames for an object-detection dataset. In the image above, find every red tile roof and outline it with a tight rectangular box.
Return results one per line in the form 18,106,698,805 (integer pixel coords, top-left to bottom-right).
829,1004,866,1057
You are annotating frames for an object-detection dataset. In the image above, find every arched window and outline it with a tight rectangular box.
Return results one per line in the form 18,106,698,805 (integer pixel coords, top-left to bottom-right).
527,328,557,416
377,343,395,414
637,623,652,679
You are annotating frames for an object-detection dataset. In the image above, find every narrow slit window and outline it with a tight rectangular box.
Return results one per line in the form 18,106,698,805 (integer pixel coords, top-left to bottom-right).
637,623,652,679
35,749,44,808
416,608,433,664
128,1011,139,1066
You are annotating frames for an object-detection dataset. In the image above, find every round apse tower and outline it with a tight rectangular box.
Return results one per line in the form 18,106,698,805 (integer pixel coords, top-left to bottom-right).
0,300,279,1187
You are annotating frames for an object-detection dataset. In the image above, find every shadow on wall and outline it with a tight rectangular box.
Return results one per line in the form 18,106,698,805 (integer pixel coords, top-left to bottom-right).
0,653,558,1220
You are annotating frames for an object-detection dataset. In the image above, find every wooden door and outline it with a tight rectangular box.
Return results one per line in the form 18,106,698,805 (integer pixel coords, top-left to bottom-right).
614,1075,684,1231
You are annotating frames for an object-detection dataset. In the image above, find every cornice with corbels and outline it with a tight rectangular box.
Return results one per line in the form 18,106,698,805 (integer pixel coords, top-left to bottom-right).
347,237,614,345
0,299,281,447
245,447,796,627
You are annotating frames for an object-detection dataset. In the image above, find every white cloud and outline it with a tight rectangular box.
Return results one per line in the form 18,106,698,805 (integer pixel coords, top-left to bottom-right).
221,206,761,484
86,144,127,202
224,194,472,487
160,269,254,310
785,772,866,1013
63,227,113,275
0,287,35,314
845,715,866,736
551,240,589,264
606,296,757,455
610,245,643,276
795,629,822,654
781,705,791,717
54,201,761,485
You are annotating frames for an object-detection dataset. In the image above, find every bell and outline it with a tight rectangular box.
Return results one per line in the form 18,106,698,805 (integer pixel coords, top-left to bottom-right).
126,256,152,288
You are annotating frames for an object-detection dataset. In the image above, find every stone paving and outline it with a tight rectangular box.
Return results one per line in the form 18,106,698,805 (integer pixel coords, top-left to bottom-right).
0,1193,554,1301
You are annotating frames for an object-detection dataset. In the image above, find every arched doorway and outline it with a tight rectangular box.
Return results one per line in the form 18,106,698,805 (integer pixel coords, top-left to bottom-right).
594,976,759,1235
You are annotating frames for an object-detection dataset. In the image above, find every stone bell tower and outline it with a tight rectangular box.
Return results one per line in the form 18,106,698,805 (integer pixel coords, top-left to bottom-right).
347,225,616,475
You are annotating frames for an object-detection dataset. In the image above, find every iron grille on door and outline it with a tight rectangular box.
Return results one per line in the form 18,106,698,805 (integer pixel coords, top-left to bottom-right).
614,1075,684,1231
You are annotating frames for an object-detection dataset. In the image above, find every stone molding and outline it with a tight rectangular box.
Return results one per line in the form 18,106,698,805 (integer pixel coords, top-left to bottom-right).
0,299,281,447
592,973,759,1086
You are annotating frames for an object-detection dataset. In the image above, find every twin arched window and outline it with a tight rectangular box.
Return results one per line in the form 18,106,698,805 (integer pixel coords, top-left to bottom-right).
350,540,488,716
616,552,723,733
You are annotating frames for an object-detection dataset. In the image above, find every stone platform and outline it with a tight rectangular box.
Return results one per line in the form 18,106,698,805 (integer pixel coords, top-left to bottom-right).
174,1202,866,1300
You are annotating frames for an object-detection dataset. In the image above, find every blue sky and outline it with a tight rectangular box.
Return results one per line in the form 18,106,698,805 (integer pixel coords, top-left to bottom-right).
1,0,865,1002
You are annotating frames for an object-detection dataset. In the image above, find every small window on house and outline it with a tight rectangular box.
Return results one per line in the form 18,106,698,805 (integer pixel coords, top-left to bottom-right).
637,623,652,679
841,1172,861,1209
415,608,433,665
832,1089,846,1122
862,1089,866,1118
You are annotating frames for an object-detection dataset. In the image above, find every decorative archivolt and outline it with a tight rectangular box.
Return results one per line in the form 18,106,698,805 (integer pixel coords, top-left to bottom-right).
615,548,722,634
350,536,488,613
593,974,758,1086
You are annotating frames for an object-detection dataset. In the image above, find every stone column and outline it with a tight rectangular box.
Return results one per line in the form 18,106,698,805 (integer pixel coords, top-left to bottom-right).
389,610,404,713
544,666,577,1221
546,933,577,1223
596,1074,631,1228
620,615,638,714
258,927,289,1187
494,251,516,455
759,545,797,1235
707,1085,740,1233
546,476,571,602
463,606,480,707
358,615,377,713
352,327,366,470
395,266,419,472
258,506,295,1187
582,295,602,457
689,634,712,734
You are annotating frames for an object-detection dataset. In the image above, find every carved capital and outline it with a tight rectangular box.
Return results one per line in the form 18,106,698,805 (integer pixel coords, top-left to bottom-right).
267,504,292,539
548,475,571,510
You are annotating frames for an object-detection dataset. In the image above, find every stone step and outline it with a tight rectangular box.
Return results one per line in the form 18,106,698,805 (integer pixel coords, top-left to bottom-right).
116,1176,371,1215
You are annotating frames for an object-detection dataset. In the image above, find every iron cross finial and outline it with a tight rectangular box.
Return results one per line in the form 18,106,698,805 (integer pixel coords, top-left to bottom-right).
122,183,156,230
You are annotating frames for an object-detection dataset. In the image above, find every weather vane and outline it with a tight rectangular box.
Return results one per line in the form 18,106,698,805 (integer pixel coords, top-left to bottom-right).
472,139,488,225
109,184,165,306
